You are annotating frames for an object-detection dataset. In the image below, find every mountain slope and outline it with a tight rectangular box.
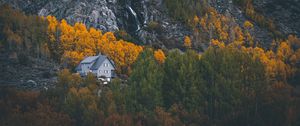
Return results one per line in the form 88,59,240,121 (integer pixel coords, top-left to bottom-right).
1,0,299,48
254,0,300,36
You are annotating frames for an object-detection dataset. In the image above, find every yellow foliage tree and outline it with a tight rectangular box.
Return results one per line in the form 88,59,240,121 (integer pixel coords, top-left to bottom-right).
61,51,84,68
193,16,199,27
154,49,166,64
46,15,58,41
234,26,245,45
244,20,254,29
211,39,225,48
46,16,143,74
184,36,192,48
213,36,297,83
277,41,293,62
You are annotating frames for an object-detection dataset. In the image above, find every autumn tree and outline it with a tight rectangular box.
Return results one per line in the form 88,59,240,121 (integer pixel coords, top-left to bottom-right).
190,7,250,50
244,20,254,29
184,36,192,48
243,20,254,46
0,5,49,61
46,16,143,72
46,15,63,62
154,49,166,64
0,88,73,126
211,39,225,48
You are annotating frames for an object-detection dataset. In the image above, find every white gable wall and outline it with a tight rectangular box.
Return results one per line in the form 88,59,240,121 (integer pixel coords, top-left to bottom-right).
96,59,115,78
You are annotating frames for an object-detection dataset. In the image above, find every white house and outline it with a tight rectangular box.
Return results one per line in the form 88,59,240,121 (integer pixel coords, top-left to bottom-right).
75,54,116,81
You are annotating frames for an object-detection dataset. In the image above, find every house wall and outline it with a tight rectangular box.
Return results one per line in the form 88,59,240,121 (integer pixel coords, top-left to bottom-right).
80,63,94,75
96,59,115,78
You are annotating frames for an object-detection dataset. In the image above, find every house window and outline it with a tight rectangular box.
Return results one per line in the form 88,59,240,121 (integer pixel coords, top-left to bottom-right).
104,70,109,73
104,63,108,67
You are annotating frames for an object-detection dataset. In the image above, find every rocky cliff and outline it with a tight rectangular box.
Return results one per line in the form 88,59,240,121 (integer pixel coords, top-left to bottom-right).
1,0,299,47
0,0,191,47
254,0,300,36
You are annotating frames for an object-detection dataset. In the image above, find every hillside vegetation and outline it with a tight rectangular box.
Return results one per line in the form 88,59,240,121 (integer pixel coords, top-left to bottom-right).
0,4,300,126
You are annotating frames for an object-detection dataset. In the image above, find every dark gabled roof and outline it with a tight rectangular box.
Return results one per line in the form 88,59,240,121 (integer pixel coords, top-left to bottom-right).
110,58,116,68
91,55,116,70
75,56,98,71
90,55,107,70
80,56,98,64
75,54,116,71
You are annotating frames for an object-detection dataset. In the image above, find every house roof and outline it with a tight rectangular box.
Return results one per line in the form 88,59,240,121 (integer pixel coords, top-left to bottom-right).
90,55,107,70
76,54,115,71
80,56,99,64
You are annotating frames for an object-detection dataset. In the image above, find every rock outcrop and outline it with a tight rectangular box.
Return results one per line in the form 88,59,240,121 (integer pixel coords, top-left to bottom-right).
254,0,300,36
1,0,299,47
119,0,191,46
0,0,191,46
38,0,119,31
1,0,119,31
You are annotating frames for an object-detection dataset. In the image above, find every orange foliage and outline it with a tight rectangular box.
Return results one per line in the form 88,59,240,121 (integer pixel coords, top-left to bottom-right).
184,36,192,48
61,51,84,67
211,39,225,48
244,20,254,29
193,16,200,26
154,49,166,64
191,8,258,49
211,36,298,82
234,26,245,44
277,41,293,61
46,15,58,42
46,16,143,73
192,8,248,44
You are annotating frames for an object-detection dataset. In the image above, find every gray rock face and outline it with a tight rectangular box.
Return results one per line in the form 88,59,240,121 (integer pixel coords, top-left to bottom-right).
37,0,119,31
210,0,273,47
0,0,191,46
254,0,300,36
1,0,299,47
118,0,191,46
0,0,119,31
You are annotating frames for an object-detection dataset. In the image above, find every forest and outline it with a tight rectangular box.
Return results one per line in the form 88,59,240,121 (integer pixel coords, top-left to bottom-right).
0,2,300,126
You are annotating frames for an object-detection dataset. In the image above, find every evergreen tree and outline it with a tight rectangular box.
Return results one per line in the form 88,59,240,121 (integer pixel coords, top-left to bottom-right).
126,49,164,113
201,47,267,124
162,49,204,112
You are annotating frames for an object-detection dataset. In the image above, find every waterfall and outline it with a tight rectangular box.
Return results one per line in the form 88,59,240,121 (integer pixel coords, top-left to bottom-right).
126,4,141,32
